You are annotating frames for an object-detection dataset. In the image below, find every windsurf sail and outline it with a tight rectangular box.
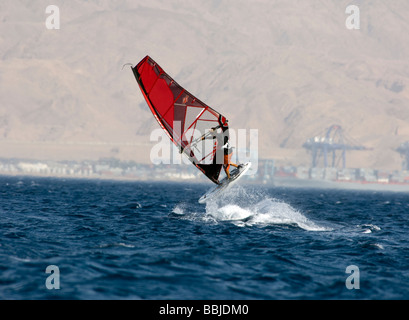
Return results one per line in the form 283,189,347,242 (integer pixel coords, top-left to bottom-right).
131,55,229,184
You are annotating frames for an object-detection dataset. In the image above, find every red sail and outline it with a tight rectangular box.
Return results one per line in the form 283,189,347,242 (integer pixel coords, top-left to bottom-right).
132,55,228,184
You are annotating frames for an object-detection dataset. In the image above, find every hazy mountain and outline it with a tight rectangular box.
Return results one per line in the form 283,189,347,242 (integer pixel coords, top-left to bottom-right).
1,0,409,170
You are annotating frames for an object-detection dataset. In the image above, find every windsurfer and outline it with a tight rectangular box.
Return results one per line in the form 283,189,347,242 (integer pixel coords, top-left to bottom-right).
202,116,240,183
133,56,247,188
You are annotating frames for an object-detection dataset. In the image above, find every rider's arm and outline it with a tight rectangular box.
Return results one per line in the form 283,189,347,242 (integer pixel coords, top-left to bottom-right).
202,128,217,140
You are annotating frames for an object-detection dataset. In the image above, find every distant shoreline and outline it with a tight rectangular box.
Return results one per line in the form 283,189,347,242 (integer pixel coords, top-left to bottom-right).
2,170,409,193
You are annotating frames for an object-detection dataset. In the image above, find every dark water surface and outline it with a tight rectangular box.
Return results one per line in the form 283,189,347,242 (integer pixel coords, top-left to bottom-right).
1,176,408,299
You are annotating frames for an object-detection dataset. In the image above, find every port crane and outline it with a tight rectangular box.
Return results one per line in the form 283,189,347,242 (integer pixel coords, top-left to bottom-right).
303,125,368,168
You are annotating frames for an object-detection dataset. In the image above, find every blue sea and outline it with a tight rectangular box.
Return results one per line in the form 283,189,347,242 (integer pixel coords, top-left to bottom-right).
1,175,409,300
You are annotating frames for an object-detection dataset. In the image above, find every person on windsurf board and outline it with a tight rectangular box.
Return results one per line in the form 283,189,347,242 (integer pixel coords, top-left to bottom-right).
199,116,241,183
180,115,242,184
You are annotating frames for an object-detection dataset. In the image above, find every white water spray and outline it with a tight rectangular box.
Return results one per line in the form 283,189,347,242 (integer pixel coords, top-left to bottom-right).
173,186,330,231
